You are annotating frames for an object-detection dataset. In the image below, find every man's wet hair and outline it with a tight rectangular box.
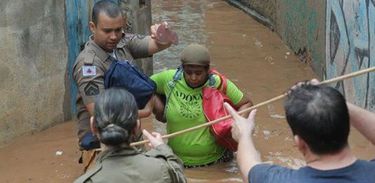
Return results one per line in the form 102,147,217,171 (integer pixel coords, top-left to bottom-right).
284,84,350,155
92,0,122,25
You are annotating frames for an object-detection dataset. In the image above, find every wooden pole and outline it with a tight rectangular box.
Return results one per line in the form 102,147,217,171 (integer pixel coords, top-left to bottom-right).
130,67,375,146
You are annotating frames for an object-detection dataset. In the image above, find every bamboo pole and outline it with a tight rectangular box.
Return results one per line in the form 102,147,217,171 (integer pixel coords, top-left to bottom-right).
130,67,375,147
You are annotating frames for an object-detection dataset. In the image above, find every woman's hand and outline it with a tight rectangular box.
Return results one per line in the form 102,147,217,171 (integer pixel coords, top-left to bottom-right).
142,129,164,148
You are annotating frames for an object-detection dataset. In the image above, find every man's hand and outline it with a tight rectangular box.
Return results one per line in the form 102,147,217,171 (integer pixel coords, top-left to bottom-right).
142,129,164,148
310,78,320,85
225,103,260,183
289,78,320,93
224,102,257,142
150,21,178,45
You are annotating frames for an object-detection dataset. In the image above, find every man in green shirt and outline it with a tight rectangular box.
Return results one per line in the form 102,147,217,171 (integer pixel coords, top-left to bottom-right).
151,44,252,167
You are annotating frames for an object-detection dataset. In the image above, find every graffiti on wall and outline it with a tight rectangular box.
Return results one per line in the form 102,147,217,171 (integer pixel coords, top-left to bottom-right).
326,0,375,110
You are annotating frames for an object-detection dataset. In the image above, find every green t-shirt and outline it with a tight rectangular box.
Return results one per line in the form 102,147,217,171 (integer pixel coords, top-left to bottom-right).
151,69,244,166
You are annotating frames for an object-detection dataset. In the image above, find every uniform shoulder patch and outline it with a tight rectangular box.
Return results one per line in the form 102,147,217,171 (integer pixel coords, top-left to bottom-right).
84,81,100,96
82,65,96,77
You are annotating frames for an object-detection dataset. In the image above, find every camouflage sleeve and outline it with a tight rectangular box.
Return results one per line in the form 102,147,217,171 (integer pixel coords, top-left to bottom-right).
123,33,151,59
73,53,106,105
145,144,187,183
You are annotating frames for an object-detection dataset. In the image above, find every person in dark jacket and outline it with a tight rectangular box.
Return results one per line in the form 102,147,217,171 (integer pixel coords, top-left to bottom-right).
226,82,375,183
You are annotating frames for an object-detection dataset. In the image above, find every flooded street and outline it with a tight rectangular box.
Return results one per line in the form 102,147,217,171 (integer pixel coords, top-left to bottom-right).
0,0,373,183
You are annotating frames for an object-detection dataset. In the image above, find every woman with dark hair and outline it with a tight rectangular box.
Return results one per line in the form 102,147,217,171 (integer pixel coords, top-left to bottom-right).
74,88,186,183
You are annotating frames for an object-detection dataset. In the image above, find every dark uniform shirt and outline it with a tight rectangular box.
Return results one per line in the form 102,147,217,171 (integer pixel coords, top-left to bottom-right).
249,160,375,183
73,34,150,140
74,144,187,183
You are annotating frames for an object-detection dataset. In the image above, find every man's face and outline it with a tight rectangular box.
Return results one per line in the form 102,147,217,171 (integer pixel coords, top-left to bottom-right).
90,12,124,52
183,64,209,88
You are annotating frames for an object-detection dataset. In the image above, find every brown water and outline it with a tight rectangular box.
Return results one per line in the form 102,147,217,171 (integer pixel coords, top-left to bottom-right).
0,1,373,183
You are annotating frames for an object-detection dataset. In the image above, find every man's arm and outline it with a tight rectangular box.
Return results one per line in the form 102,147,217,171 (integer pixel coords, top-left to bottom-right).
236,125,261,183
73,57,104,119
86,103,95,116
347,102,375,145
148,22,177,55
148,38,171,55
138,97,154,118
225,103,261,183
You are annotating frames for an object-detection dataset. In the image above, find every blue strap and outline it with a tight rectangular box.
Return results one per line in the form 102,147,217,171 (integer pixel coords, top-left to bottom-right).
162,65,183,120
207,73,216,87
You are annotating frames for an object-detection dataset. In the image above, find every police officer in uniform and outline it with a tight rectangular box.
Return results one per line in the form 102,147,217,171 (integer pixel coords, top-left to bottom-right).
74,88,186,183
73,0,176,149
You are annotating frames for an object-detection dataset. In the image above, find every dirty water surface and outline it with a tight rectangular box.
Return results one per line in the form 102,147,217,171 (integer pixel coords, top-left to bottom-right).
0,1,373,183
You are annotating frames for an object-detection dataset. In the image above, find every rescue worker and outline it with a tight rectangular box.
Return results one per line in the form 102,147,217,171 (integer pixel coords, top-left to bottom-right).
73,0,176,150
74,88,187,183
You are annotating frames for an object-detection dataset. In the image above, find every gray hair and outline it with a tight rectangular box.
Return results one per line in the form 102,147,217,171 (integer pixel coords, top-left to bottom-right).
94,88,138,146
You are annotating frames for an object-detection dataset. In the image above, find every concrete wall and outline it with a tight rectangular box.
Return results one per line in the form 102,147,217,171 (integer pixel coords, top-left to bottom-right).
119,0,153,76
229,0,375,110
326,0,375,110
276,0,326,77
236,0,276,25
0,0,153,145
228,0,326,77
0,0,68,144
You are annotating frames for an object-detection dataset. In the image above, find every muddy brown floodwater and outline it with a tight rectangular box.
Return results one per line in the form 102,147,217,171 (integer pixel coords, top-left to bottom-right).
0,1,373,183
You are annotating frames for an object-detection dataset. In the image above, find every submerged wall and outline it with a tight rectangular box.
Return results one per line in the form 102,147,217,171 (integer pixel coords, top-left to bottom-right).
229,0,375,110
235,0,276,25
0,0,153,145
276,0,326,78
0,0,68,144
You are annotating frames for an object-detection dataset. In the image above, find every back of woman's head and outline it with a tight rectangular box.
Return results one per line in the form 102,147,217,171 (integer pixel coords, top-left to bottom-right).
94,88,138,146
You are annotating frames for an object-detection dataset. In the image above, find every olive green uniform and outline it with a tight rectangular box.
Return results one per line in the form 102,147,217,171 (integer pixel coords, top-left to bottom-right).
74,144,187,183
73,34,150,142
